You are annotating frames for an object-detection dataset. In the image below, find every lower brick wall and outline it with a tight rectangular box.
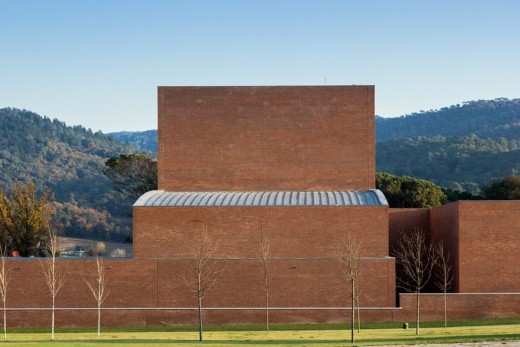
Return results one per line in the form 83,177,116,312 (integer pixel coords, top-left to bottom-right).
5,256,395,327
397,293,520,322
5,257,519,327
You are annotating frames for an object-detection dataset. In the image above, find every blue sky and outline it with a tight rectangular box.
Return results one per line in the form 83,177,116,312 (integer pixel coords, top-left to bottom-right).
1,0,519,132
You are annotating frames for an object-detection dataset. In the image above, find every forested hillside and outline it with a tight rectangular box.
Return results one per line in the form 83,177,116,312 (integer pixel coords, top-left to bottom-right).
0,108,134,241
375,99,520,193
376,98,520,142
376,135,520,194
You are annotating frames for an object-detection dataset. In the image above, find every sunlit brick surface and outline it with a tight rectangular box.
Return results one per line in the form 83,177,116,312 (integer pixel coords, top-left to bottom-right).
158,86,375,191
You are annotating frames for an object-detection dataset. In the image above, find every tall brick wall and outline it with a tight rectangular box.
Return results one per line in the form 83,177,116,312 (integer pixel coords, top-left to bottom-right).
133,205,388,259
388,208,430,256
428,201,520,294
158,86,375,191
457,201,520,293
429,203,460,292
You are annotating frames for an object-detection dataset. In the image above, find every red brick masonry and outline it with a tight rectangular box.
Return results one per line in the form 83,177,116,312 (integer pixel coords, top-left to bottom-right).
158,86,375,191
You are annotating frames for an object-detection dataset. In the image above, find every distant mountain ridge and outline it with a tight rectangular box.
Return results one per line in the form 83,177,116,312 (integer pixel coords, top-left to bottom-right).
376,98,520,142
108,130,157,155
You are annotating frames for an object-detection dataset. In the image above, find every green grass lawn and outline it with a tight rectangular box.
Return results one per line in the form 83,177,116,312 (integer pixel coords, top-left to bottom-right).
1,322,519,347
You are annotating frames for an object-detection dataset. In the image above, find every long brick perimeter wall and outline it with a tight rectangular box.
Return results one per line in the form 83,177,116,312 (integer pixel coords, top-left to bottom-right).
6,257,395,327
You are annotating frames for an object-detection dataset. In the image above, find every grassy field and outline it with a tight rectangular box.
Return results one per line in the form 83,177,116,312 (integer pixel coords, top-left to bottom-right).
1,322,519,347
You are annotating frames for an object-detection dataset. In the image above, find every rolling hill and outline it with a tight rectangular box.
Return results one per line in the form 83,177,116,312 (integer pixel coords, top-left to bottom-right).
0,108,135,241
376,98,520,142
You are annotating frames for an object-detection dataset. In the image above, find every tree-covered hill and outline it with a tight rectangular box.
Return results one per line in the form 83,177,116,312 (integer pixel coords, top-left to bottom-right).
0,108,135,241
108,130,157,155
376,134,520,194
376,98,520,142
375,98,520,194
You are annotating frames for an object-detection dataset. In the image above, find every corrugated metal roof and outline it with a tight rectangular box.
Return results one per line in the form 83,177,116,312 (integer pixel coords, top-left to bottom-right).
134,190,388,207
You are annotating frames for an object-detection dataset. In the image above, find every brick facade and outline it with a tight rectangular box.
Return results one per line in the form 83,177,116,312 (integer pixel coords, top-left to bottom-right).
397,293,520,322
133,205,388,259
429,203,460,291
388,208,430,255
158,86,375,191
457,201,520,293
6,257,395,327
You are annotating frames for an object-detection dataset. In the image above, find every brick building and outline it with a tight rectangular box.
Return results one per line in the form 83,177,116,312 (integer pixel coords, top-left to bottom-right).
133,86,396,322
5,86,520,327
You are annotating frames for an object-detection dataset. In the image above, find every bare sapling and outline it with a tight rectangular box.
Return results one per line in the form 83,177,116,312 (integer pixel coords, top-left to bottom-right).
393,228,437,336
84,255,109,336
0,244,10,340
435,241,453,328
334,232,362,343
258,229,271,332
40,227,66,341
182,224,223,342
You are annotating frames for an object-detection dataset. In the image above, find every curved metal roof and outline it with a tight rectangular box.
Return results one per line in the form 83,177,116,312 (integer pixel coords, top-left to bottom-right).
134,190,388,207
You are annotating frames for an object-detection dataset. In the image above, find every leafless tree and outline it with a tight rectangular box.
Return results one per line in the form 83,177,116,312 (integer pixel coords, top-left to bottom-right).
182,224,223,342
40,227,65,341
435,241,453,328
393,228,437,336
84,255,109,336
0,244,10,340
258,229,271,332
334,232,362,343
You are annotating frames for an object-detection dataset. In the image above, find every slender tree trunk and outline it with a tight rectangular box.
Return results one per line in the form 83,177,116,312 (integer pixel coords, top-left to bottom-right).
97,303,101,337
356,291,361,333
415,290,420,336
444,292,447,328
265,289,269,332
3,299,6,340
198,295,203,342
351,279,355,343
51,297,55,340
